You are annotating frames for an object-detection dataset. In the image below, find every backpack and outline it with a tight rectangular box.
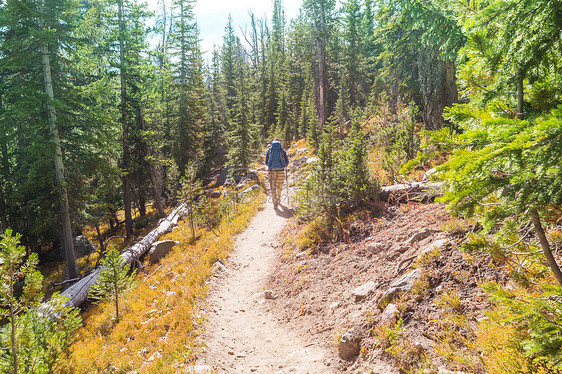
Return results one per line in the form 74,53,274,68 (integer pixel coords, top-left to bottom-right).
267,142,286,169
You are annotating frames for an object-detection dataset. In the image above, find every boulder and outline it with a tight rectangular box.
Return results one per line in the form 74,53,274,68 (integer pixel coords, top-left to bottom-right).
149,240,179,264
352,281,376,302
238,185,264,201
292,156,309,168
338,327,363,360
380,269,420,306
74,235,95,258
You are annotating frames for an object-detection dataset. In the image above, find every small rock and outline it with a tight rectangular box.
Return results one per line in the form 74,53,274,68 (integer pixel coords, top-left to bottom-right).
380,303,399,326
352,281,376,302
250,368,258,372
329,301,340,310
147,351,162,362
380,269,420,306
438,368,468,374
419,238,449,256
365,242,384,254
338,328,363,360
292,156,309,168
210,190,221,199
183,365,214,374
306,157,319,164
138,348,150,355
295,251,307,259
228,350,235,355
405,229,439,246
212,261,228,273
149,240,179,264
264,290,278,300
236,353,247,358
238,185,264,201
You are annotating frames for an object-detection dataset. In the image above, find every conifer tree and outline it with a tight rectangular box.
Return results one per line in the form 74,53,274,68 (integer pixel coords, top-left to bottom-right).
89,249,136,323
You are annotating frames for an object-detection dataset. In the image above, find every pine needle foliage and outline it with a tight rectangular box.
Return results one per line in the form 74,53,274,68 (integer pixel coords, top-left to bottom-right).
88,249,136,323
0,229,80,374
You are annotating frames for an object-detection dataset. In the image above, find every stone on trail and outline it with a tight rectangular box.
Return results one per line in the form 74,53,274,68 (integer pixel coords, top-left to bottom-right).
419,238,449,256
149,240,179,263
212,261,228,273
380,303,399,326
264,290,279,300
380,269,420,307
338,327,363,360
365,241,385,255
405,228,439,246
183,365,215,374
352,281,376,302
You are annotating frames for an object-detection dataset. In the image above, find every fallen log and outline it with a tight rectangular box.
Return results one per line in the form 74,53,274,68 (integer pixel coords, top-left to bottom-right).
60,203,186,308
379,182,443,203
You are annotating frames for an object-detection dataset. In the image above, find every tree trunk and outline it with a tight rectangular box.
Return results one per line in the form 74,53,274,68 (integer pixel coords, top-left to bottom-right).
418,51,458,131
317,4,327,130
0,94,9,230
94,222,105,252
149,166,166,218
530,209,562,287
118,0,133,238
9,274,18,374
517,72,524,120
40,16,78,279
59,203,186,308
379,182,443,203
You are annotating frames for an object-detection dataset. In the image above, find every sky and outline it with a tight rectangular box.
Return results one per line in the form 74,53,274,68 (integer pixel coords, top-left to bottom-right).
146,0,304,62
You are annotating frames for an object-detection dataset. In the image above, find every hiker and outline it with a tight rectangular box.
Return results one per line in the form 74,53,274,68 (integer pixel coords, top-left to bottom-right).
265,138,289,209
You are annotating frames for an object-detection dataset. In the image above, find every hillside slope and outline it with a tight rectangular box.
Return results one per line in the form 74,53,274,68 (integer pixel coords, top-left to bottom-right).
267,202,509,373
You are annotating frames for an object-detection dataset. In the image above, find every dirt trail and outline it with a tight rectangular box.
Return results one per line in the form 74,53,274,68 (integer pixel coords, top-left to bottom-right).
193,197,336,373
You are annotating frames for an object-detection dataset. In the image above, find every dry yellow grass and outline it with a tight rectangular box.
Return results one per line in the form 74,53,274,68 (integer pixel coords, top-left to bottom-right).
55,194,264,374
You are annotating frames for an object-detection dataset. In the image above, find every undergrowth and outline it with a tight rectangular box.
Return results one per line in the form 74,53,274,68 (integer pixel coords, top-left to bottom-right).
55,194,264,374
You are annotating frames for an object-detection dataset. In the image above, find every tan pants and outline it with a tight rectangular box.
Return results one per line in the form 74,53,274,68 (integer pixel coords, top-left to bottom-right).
268,170,285,207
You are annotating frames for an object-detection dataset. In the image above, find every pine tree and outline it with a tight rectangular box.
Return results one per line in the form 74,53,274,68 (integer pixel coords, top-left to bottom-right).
0,229,80,374
89,249,136,323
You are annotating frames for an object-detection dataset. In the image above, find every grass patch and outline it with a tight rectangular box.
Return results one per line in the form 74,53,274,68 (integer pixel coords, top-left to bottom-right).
55,194,264,374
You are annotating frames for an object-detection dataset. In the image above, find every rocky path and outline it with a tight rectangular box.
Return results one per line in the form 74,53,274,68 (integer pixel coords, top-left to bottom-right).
191,197,336,374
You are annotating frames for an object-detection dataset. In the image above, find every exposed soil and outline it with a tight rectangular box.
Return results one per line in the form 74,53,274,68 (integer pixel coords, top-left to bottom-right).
267,202,510,373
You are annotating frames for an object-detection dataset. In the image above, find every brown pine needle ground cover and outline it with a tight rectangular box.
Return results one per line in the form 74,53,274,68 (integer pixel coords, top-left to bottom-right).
56,195,264,374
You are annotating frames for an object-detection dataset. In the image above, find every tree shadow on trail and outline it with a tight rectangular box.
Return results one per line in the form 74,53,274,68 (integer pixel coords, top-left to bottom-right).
274,204,294,218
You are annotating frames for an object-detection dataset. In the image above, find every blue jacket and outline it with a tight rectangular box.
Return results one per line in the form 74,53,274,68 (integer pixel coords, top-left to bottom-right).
265,141,289,170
